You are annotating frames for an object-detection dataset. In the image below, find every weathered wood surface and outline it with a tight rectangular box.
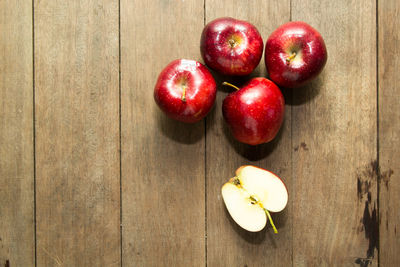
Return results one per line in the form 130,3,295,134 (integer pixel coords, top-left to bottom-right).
120,0,206,266
0,1,35,266
291,0,378,265
35,1,120,266
0,0,399,266
378,0,400,266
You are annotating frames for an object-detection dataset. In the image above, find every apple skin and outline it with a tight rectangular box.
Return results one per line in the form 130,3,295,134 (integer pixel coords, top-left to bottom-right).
265,21,327,88
222,78,285,145
200,17,263,76
154,59,217,123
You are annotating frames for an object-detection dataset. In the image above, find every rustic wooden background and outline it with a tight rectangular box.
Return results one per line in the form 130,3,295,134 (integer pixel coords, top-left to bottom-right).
0,0,399,266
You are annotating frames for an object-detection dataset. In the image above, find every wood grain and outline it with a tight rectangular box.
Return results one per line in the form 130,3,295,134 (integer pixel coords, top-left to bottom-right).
378,0,400,265
0,1,34,266
205,1,291,266
34,1,120,266
2,1,400,265
120,0,205,265
291,0,378,265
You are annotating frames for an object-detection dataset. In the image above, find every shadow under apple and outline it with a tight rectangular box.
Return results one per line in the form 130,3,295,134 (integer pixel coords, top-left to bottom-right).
208,67,265,94
284,69,325,106
271,205,288,231
223,201,288,248
223,202,268,245
211,63,323,106
156,108,208,144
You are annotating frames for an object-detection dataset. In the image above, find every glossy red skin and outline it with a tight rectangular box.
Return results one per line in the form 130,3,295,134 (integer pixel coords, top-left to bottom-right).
222,78,285,145
265,21,327,88
154,59,217,123
200,17,263,76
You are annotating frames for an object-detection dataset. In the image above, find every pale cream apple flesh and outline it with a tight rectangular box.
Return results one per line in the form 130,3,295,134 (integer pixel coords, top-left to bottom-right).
221,165,288,233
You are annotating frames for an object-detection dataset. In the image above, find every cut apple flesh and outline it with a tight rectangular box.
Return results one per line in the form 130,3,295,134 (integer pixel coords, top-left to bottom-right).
222,183,267,232
221,166,288,233
237,166,288,212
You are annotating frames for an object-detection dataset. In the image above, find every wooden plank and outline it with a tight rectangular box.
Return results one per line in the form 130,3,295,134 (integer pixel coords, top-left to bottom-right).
291,0,378,265
34,1,120,266
0,1,35,266
205,1,292,266
120,0,205,265
378,0,400,265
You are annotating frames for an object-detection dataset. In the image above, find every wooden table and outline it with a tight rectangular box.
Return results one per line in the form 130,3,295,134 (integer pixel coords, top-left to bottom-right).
1,0,399,266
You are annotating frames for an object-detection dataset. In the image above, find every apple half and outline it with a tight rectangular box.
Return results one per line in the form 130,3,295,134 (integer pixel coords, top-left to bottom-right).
221,165,288,233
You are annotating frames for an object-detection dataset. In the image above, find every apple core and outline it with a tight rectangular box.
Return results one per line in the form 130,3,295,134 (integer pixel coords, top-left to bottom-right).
231,176,278,233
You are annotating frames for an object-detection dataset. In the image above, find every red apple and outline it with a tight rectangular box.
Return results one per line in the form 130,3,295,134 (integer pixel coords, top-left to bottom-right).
265,21,327,88
222,78,285,145
200,17,263,76
154,59,217,123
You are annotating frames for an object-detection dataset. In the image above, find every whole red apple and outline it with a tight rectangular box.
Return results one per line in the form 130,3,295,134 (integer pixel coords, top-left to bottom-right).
200,17,263,76
265,21,327,88
222,78,285,145
154,59,217,123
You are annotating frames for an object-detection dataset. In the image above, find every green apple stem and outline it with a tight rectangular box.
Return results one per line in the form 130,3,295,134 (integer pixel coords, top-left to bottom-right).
264,209,278,234
286,52,297,64
222,82,240,91
181,86,187,102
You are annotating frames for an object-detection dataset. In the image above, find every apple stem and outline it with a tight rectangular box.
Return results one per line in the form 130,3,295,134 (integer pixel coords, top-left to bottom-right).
286,52,297,65
264,209,278,234
181,86,187,102
222,82,240,91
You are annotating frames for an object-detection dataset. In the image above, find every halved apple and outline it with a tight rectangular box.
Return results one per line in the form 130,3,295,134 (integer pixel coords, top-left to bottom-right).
221,165,288,233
